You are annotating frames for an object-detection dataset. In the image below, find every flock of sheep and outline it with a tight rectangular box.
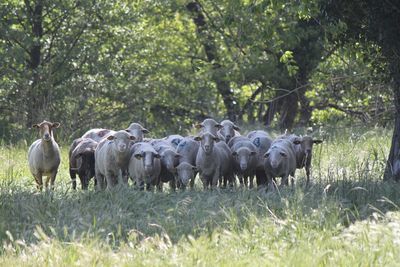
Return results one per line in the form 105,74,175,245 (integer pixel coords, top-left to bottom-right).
27,119,323,191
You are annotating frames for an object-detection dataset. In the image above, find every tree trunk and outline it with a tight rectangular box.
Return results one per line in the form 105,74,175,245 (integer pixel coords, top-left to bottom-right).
384,70,400,180
187,1,238,121
26,0,44,127
297,70,312,127
278,89,298,131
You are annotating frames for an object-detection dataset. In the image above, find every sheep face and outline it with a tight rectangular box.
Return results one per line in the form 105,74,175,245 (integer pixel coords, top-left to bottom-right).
160,149,180,172
176,162,197,186
233,147,256,171
134,151,161,174
125,123,149,142
298,136,323,156
220,120,240,142
195,119,222,134
264,146,288,169
195,132,219,155
32,121,60,142
107,131,135,153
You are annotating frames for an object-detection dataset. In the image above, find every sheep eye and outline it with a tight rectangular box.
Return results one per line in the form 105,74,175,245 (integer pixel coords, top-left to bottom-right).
280,152,286,157
265,153,270,158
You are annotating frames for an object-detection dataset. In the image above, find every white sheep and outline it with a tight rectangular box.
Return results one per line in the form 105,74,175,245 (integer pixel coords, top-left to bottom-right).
129,142,161,191
94,130,135,189
28,120,61,190
195,132,234,189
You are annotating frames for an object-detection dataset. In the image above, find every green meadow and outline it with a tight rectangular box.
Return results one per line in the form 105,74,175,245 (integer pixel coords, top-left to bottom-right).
1,127,400,266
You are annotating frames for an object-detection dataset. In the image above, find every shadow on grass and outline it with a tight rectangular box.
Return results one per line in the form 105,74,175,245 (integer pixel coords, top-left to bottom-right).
1,177,400,250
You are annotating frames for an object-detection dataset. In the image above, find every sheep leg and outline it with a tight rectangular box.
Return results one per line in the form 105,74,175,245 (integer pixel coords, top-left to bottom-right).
228,173,235,188
121,169,129,185
242,176,248,187
169,179,176,192
305,167,311,187
249,176,254,189
96,173,106,190
137,178,145,191
281,175,289,187
200,175,208,189
189,173,196,189
49,170,57,190
80,174,89,190
238,175,244,187
211,173,219,190
157,182,163,192
146,183,152,191
34,173,43,191
256,169,267,187
106,174,117,189
70,168,77,190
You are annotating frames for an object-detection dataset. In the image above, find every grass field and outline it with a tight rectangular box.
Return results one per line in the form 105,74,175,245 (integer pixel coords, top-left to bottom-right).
1,127,400,266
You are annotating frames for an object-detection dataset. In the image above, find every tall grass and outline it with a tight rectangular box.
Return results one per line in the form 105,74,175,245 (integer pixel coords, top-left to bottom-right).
1,127,400,266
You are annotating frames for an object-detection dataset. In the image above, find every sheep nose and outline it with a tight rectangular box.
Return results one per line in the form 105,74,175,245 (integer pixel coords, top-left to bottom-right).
204,145,210,150
240,163,248,170
226,135,231,140
44,133,50,140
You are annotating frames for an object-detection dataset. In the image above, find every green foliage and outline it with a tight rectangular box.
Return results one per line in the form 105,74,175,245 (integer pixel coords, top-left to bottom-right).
0,0,394,140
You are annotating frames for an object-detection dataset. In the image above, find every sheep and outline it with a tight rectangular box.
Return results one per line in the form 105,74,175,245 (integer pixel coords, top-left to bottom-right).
129,142,161,191
230,137,258,188
227,136,250,148
82,128,115,142
69,137,98,190
28,120,61,190
94,130,136,189
280,133,323,187
163,134,184,149
151,139,180,191
125,123,149,142
195,132,234,189
175,137,200,189
263,138,299,189
248,131,273,187
195,118,225,141
246,130,271,139
218,119,241,143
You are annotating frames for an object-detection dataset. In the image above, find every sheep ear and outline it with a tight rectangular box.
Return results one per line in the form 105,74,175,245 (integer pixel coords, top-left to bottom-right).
313,139,323,144
194,136,202,141
215,124,223,129
52,122,61,128
107,135,115,140
233,125,240,131
142,128,149,134
129,135,136,141
195,124,203,129
32,124,39,129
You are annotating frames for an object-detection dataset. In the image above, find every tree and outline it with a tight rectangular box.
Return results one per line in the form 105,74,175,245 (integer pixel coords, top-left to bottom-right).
325,0,400,180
